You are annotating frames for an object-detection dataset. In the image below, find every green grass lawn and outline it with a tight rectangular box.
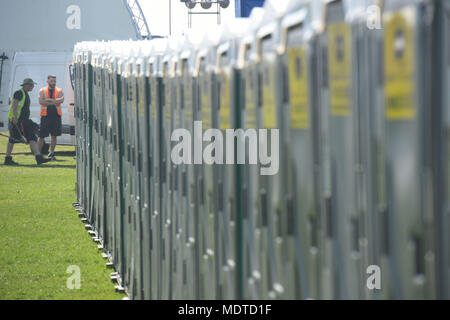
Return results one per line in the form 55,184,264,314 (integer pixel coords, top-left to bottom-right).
0,134,125,300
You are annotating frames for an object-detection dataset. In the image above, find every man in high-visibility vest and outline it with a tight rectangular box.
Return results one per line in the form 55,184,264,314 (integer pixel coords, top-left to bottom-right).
38,74,64,160
3,78,51,165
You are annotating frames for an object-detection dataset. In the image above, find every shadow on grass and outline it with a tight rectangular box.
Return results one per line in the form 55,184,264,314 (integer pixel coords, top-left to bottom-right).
0,159,77,169
0,151,76,157
0,163,76,169
53,151,76,157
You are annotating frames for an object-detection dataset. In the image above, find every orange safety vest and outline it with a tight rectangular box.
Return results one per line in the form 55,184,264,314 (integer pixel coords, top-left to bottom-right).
40,86,62,116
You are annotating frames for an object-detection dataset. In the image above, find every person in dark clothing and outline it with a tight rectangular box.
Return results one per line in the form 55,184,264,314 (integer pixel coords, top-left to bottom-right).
38,75,64,160
3,78,51,165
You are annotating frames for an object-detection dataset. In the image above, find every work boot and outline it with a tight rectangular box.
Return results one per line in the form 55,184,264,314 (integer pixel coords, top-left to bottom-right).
41,143,50,155
4,156,19,166
36,154,51,165
48,152,56,161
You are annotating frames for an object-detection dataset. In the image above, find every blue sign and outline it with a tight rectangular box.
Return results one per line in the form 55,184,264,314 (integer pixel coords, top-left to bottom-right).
235,0,265,17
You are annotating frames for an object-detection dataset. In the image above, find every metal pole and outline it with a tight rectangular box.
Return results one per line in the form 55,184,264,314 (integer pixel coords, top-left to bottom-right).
218,2,221,25
169,0,172,35
189,7,192,28
0,53,8,98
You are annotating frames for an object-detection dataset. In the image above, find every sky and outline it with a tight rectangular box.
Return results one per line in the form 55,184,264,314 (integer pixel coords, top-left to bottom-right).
139,0,238,37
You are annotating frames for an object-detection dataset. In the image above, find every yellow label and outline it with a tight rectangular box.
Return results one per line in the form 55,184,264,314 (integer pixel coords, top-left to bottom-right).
288,46,310,129
245,68,256,128
219,71,231,130
173,83,179,127
151,78,157,119
184,76,192,122
384,8,416,120
139,80,145,117
262,63,277,129
164,79,171,120
201,76,211,128
328,22,352,116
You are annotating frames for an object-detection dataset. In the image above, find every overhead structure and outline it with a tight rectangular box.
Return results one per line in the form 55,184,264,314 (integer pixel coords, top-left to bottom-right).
180,0,230,27
124,0,152,39
181,0,229,9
